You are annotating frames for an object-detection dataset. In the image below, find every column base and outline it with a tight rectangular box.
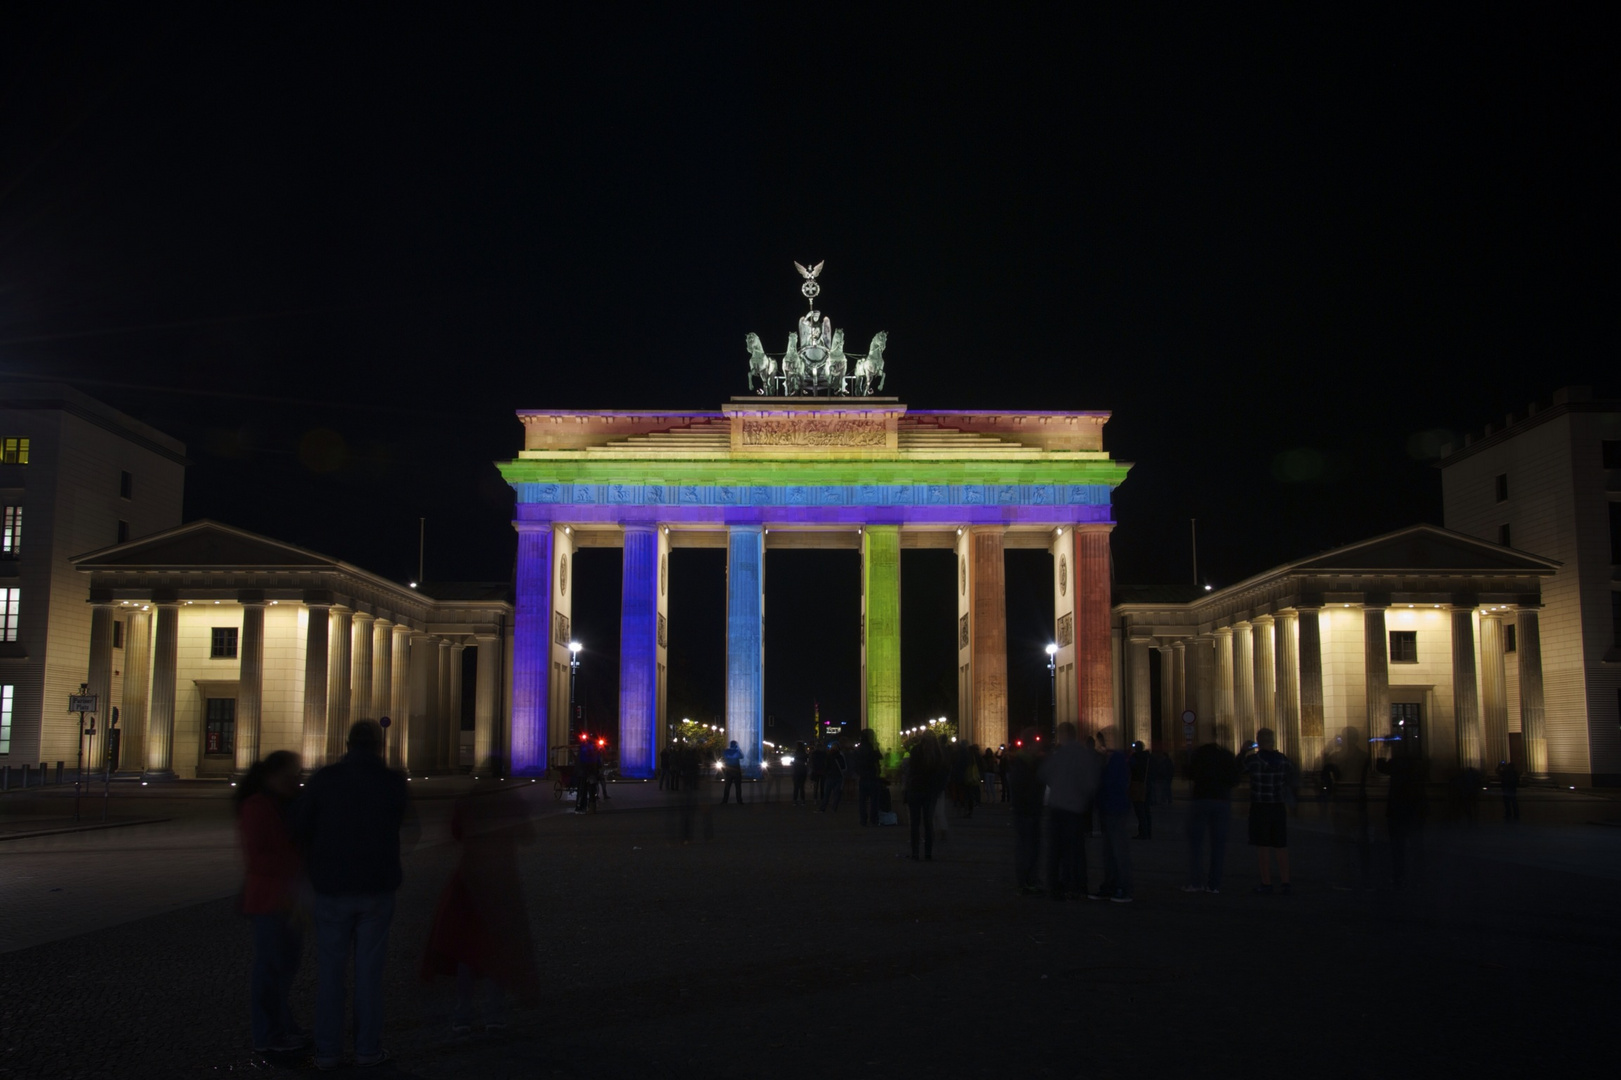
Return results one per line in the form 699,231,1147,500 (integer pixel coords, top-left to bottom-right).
140,770,178,783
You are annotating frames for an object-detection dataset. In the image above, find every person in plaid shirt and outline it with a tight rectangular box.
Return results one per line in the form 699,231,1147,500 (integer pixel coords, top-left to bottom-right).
1239,728,1294,894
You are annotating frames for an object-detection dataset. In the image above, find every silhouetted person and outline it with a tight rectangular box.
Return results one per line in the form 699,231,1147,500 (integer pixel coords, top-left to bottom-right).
819,742,848,812
720,740,745,804
1239,727,1293,895
658,745,672,791
981,747,999,803
1008,731,1044,893
575,738,601,814
1041,722,1098,901
1183,732,1241,893
997,747,1010,803
1092,728,1134,902
421,758,539,1033
810,744,830,802
1151,749,1174,806
236,750,306,1055
1329,727,1372,889
1380,742,1429,888
1129,741,1152,839
1497,760,1520,822
294,720,411,1070
1453,765,1484,825
905,735,944,860
791,742,809,804
853,730,883,826
677,745,702,843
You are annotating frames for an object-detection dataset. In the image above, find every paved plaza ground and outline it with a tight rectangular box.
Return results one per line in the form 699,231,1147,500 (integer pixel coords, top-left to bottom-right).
3,777,1619,1079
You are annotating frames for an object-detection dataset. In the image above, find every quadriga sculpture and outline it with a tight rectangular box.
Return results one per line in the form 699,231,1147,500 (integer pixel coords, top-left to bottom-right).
781,332,805,396
854,331,887,395
825,328,848,387
744,332,776,394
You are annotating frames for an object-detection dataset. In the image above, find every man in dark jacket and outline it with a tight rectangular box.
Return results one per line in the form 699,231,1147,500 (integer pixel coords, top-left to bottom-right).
1183,732,1241,893
1008,731,1045,893
1091,729,1134,902
294,720,411,1070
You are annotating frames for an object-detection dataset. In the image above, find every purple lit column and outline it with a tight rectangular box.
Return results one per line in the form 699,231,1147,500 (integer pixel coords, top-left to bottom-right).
618,525,658,778
726,525,764,777
511,523,555,775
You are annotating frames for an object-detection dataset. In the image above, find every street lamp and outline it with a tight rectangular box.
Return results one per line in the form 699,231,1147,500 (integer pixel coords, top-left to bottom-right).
568,641,583,740
1045,643,1058,736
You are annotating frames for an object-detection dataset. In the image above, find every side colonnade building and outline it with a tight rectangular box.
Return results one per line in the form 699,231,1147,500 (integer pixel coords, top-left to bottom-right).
496,398,1131,778
69,521,512,778
1112,525,1564,781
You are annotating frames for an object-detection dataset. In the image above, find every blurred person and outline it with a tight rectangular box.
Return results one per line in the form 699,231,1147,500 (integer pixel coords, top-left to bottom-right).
1008,730,1045,893
294,720,411,1071
1239,728,1294,895
810,743,830,802
1151,749,1174,806
997,746,1010,803
980,746,999,803
1330,728,1373,889
1040,722,1098,901
1496,760,1520,822
574,737,601,814
1452,765,1484,826
791,742,810,804
421,758,539,1033
820,741,848,812
1381,744,1429,889
720,739,745,804
1183,729,1240,893
1091,728,1134,902
1129,741,1152,839
236,750,306,1056
853,730,883,826
905,734,945,860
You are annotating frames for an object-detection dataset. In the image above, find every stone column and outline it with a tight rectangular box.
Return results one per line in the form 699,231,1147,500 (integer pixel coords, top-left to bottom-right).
1214,629,1234,748
1191,636,1215,745
1075,525,1114,737
436,639,453,771
862,525,902,751
408,632,435,772
957,526,1008,747
1050,528,1079,731
1516,608,1548,777
1364,606,1391,751
1478,613,1509,768
474,633,501,769
1128,637,1153,746
301,604,331,767
447,642,465,772
726,525,765,776
510,523,555,775
371,618,393,736
1275,611,1301,761
618,525,659,778
389,623,411,769
1253,616,1277,749
86,603,115,770
145,602,180,779
119,609,152,775
1233,623,1255,749
348,612,375,753
1158,644,1177,751
1296,607,1325,771
234,600,266,773
323,608,352,769
1451,607,1483,770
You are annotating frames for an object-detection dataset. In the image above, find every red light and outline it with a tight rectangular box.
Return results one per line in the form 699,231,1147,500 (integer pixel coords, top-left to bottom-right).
596,738,606,748
579,733,588,741
1015,740,1023,747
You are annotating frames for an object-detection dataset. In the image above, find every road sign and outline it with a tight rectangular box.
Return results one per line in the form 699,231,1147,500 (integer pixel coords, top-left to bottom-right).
68,695,97,714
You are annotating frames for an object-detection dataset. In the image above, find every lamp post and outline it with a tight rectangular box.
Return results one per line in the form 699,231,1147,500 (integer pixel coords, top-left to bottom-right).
1045,643,1058,738
568,641,583,741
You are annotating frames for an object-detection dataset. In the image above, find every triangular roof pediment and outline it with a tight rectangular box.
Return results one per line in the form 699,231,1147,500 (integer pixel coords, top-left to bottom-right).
1287,525,1559,575
74,520,336,571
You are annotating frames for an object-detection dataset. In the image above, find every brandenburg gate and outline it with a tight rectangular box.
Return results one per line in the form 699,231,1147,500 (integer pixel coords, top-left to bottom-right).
497,265,1130,777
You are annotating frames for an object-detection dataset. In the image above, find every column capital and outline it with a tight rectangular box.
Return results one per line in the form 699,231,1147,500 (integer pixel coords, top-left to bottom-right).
1072,522,1116,535
352,610,376,624
1213,626,1233,639
474,631,501,644
304,600,333,612
1252,612,1275,625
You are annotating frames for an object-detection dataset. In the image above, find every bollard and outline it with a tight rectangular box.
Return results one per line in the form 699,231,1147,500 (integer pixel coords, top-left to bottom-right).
21,763,30,788
2,765,8,791
55,761,64,785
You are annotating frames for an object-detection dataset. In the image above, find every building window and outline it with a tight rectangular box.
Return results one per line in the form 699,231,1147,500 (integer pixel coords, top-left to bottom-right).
204,698,235,756
1498,523,1512,548
1,506,19,558
0,684,11,754
1,438,28,465
116,520,130,544
113,620,124,649
1603,440,1621,469
0,588,17,642
120,470,133,499
1389,630,1418,663
210,626,239,659
1613,592,1621,647
1610,502,1621,565
1495,473,1509,502
1504,624,1516,653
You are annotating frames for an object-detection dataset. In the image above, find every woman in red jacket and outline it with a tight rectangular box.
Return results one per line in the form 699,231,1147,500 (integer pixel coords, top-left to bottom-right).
236,750,306,1055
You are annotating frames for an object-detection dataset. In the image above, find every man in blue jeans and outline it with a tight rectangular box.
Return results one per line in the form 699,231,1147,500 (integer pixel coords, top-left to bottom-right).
1183,729,1241,893
294,720,412,1070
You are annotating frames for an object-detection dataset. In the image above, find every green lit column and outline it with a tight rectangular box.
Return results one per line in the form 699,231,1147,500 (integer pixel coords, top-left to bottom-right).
861,525,901,753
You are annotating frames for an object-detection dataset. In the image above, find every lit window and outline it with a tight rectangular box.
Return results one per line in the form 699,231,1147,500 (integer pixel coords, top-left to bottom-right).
0,589,17,642
1389,630,1418,664
1,506,19,557
0,684,12,754
1,438,28,465
210,626,239,659
204,698,235,756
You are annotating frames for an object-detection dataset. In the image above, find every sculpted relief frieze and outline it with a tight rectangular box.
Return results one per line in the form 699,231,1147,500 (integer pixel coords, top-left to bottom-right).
739,418,887,447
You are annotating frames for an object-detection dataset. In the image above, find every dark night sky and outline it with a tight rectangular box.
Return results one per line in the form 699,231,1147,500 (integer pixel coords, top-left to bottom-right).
2,6,1614,743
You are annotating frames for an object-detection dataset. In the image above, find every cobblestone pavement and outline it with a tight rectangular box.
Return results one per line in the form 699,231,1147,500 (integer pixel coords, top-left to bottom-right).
2,782,1617,1078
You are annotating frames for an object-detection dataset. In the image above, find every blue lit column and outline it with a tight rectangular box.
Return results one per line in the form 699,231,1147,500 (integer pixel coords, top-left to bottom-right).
511,523,554,775
618,525,658,778
726,525,764,777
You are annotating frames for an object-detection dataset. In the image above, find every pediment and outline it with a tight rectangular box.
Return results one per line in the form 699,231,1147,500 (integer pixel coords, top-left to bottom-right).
1289,525,1558,574
74,520,335,570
